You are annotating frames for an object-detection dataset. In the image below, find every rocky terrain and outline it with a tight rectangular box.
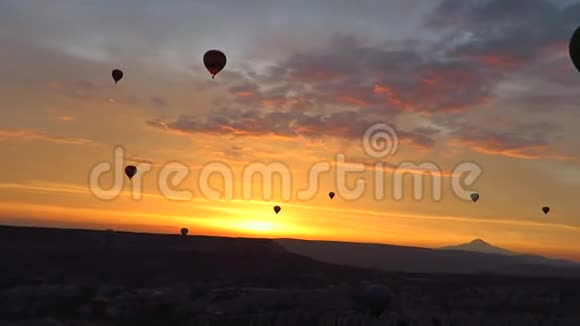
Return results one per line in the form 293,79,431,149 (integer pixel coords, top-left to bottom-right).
1,225,579,326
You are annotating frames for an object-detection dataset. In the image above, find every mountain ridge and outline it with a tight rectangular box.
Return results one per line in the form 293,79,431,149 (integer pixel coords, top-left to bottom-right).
437,239,579,267
1,225,578,279
439,238,515,256
275,238,580,277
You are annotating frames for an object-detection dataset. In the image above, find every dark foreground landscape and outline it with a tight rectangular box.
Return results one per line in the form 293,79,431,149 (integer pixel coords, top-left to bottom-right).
1,225,580,326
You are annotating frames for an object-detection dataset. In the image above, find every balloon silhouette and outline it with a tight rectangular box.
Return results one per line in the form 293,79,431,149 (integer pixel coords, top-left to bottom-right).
203,50,227,78
542,206,550,214
329,192,335,199
112,69,123,83
470,193,479,203
124,165,137,179
570,26,580,72
181,227,188,236
273,206,281,214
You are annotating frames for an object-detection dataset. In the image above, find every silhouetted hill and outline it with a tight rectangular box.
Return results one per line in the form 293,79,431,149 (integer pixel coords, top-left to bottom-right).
0,225,286,253
3,225,580,325
276,238,580,278
2,224,579,287
0,225,385,287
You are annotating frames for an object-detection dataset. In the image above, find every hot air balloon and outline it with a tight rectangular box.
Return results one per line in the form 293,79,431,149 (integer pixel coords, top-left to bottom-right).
112,69,123,83
542,206,550,214
570,26,580,72
470,192,479,203
124,165,137,179
273,206,281,214
181,228,188,236
203,50,227,78
362,284,391,318
329,192,335,199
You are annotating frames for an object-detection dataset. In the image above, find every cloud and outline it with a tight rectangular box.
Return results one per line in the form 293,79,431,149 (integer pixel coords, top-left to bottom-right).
426,0,580,69
0,129,93,145
363,161,455,177
146,108,437,151
0,182,89,196
448,122,576,160
184,2,580,129
154,26,546,149
105,0,580,165
225,24,556,117
235,35,510,114
150,96,169,109
499,91,580,112
48,79,141,107
217,145,248,160
56,115,75,122
125,156,159,167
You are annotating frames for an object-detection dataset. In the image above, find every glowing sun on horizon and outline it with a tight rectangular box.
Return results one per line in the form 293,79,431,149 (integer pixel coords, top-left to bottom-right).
232,220,276,233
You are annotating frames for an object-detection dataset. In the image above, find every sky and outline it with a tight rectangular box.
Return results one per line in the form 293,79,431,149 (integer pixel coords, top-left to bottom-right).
1,0,580,261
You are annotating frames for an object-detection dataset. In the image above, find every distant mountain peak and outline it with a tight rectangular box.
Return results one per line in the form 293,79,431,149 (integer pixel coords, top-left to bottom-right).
440,239,514,256
468,238,488,245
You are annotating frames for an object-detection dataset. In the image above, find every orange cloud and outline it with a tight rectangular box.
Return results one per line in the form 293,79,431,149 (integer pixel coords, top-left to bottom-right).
289,68,348,82
449,138,576,161
373,84,414,111
0,129,92,145
468,55,525,69
236,91,256,98
364,162,454,177
336,95,372,107
57,115,75,122
261,97,287,108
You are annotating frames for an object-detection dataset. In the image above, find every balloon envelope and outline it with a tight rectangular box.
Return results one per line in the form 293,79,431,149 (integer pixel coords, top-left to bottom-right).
124,165,137,179
203,50,227,78
273,206,281,214
542,206,550,214
181,228,188,236
112,69,123,83
470,193,479,202
329,192,335,199
570,26,580,72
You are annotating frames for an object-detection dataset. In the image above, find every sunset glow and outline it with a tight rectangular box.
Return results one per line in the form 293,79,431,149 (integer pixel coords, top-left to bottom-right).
1,0,580,262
